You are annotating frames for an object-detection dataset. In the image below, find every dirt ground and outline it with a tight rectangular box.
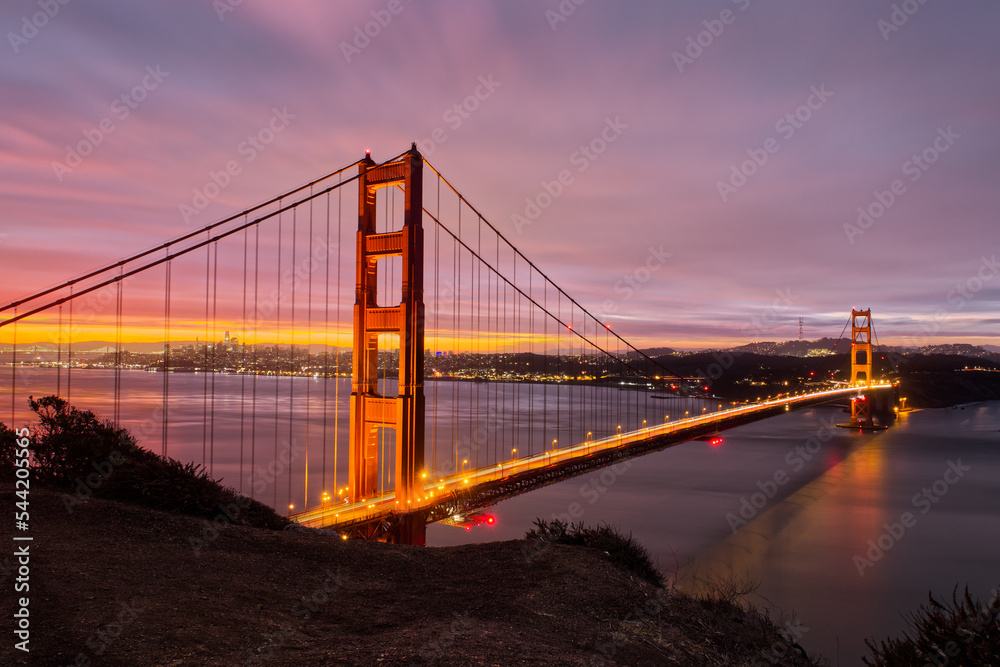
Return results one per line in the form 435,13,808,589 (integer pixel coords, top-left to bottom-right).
1,482,819,666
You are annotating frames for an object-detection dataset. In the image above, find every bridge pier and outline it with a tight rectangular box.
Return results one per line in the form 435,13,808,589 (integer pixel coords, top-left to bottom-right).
845,388,899,429
387,513,427,546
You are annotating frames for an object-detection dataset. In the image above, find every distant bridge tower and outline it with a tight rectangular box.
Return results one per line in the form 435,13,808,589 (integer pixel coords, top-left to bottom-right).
349,145,426,544
849,308,873,427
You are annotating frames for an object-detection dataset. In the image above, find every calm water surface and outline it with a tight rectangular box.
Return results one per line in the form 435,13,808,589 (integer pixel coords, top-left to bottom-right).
5,367,998,664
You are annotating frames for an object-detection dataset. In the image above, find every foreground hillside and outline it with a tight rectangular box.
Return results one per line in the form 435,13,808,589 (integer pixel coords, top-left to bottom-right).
1,482,817,666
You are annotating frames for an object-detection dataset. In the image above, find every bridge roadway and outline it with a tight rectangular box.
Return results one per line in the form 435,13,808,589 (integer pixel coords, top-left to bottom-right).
289,384,893,534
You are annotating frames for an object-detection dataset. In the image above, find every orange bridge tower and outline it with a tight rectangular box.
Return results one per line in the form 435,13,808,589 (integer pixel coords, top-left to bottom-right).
849,308,873,428
348,145,426,544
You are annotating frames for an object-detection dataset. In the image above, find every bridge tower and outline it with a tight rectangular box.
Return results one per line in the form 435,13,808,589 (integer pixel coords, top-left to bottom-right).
349,145,426,544
849,308,873,428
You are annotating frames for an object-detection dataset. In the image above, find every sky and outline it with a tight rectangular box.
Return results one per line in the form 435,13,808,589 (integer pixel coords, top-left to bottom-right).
1,0,998,350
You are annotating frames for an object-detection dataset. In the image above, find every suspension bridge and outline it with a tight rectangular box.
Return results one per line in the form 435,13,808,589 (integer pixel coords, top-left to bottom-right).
0,145,897,544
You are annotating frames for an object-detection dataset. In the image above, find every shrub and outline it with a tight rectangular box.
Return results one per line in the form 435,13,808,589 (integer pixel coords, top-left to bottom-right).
24,395,138,485
525,518,665,587
1,396,288,530
0,422,20,475
863,586,1000,666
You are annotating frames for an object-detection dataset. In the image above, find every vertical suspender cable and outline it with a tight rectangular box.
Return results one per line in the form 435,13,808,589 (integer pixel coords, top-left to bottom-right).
305,191,314,508
11,307,16,425
334,187,342,496
202,240,210,467
322,192,330,502
163,256,171,457
114,270,123,425
251,224,260,498
456,200,462,472
288,207,297,511
474,213,481,470
543,279,548,456
210,241,218,476
56,304,62,397
274,206,283,509
67,287,73,404
432,174,440,477
240,224,248,493
527,268,533,456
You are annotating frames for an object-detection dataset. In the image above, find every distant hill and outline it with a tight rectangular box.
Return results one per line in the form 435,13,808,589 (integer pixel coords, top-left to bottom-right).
727,337,850,357
902,343,1000,362
678,339,1000,364
639,347,676,357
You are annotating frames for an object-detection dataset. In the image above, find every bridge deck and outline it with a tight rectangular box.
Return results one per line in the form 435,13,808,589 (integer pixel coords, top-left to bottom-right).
289,384,892,532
